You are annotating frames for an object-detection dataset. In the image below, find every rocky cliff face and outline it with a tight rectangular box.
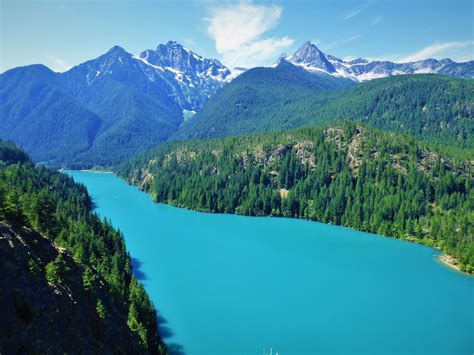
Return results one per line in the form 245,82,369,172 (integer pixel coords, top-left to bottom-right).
138,41,232,111
289,41,337,73
64,41,234,113
0,222,144,354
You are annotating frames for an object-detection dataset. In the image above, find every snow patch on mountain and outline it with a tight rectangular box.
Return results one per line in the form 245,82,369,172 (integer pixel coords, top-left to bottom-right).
67,41,245,113
287,41,474,81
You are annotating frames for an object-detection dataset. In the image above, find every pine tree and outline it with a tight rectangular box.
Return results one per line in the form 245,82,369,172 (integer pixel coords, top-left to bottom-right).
83,266,97,292
96,299,106,320
45,254,68,284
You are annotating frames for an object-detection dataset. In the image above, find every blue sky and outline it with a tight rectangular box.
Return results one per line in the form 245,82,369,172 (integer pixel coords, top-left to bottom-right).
1,0,473,72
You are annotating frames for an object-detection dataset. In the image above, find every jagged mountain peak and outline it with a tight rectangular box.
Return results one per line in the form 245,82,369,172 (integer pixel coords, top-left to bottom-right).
139,41,229,77
300,40,319,50
100,45,136,64
293,41,325,58
289,41,336,73
156,40,198,57
106,45,128,55
140,41,196,68
272,53,288,67
79,45,136,69
160,40,197,56
63,45,140,87
165,40,181,46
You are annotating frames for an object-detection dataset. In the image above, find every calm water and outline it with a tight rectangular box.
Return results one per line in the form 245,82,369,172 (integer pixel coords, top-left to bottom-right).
69,171,473,355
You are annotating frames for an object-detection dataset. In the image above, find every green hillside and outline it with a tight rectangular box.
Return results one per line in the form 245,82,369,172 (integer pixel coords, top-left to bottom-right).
119,122,474,272
173,61,353,141
174,72,474,149
0,65,102,165
0,63,183,168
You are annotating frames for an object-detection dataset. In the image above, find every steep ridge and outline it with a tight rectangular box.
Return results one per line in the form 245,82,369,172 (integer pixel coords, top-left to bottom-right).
0,141,167,353
0,222,149,354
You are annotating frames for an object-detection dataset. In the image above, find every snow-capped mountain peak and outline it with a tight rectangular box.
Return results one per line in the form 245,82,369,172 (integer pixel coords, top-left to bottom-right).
139,41,231,82
133,41,238,110
65,41,243,113
271,53,289,67
288,41,336,74
286,41,474,81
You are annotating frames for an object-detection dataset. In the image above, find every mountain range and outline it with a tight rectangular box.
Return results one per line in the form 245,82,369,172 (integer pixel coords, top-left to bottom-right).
1,40,473,167
0,41,236,166
285,41,474,81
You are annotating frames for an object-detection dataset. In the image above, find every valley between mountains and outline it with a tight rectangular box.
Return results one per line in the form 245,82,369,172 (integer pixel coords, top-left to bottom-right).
1,37,473,355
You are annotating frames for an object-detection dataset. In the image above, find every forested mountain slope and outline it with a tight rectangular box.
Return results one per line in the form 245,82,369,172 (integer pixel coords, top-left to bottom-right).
0,41,232,168
173,61,354,140
175,73,474,149
0,53,183,168
0,65,103,164
311,75,474,148
118,122,474,272
0,141,167,354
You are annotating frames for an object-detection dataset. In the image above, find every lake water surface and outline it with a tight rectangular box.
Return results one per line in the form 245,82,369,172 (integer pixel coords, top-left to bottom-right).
69,171,473,355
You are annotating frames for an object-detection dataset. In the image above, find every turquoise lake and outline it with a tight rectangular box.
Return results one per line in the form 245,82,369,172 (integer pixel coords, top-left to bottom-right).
69,171,473,355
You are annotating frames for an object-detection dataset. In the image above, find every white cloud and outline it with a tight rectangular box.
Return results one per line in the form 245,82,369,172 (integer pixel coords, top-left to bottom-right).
45,56,72,72
397,40,474,62
206,1,293,67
